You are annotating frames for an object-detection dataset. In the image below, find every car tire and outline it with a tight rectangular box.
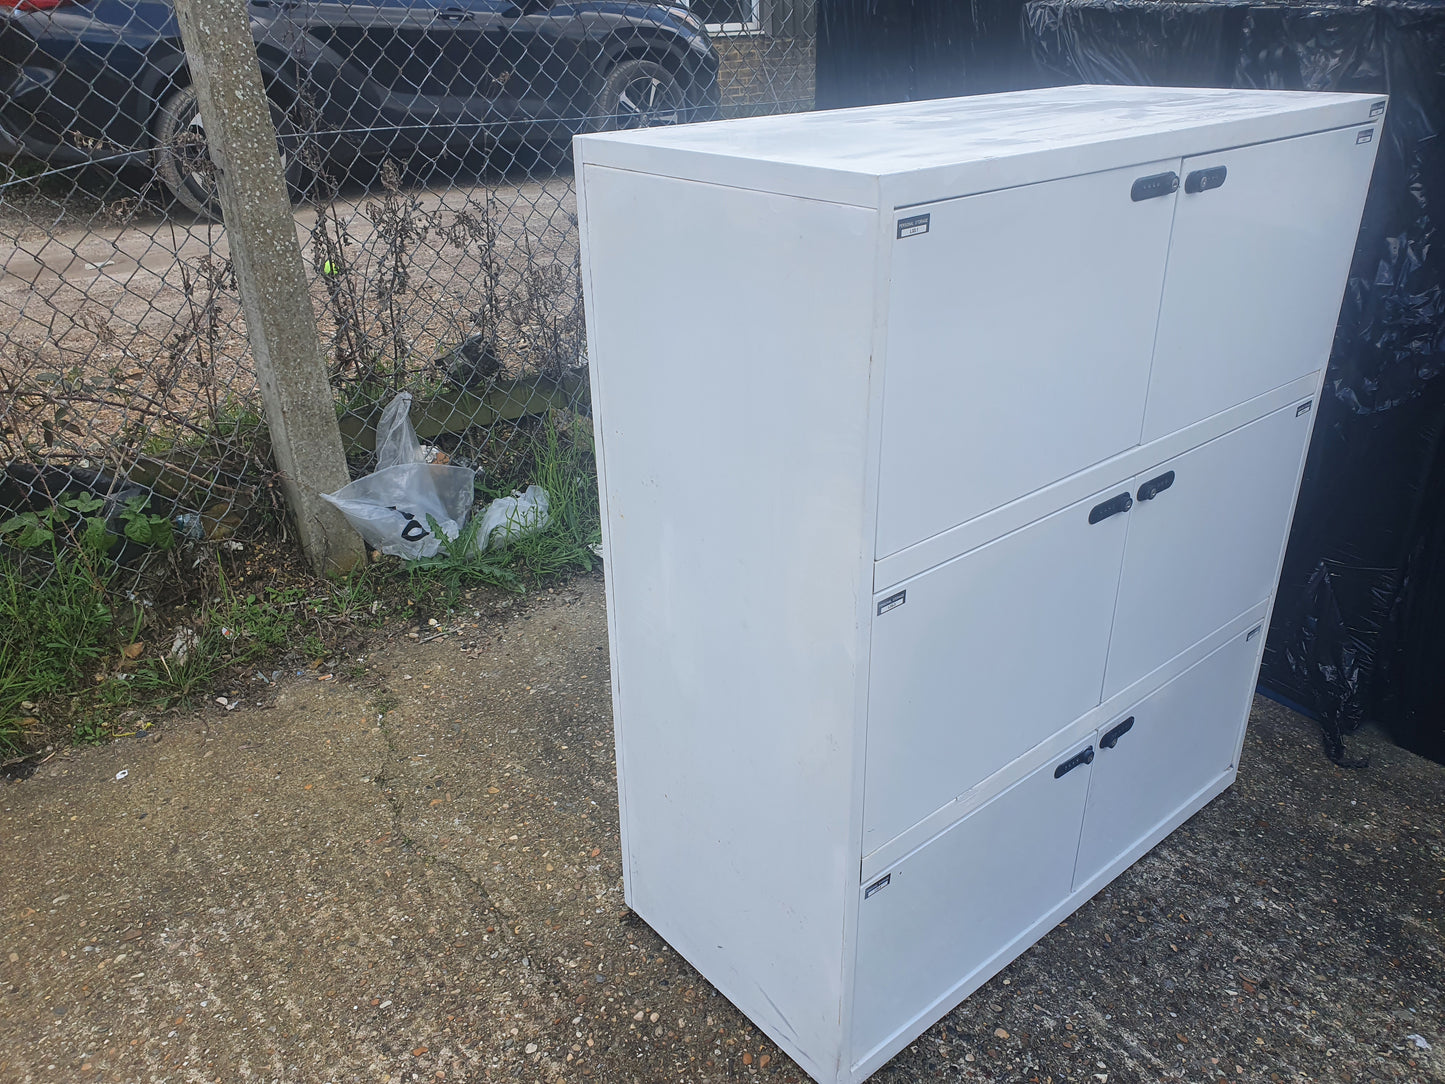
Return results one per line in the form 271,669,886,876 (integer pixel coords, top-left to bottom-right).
153,84,312,220
588,58,689,132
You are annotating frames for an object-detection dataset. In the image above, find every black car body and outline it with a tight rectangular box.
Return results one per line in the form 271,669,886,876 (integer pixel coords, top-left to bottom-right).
0,0,719,208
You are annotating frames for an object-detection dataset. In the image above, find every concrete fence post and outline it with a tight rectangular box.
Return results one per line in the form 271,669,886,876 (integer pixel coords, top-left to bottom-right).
170,0,366,573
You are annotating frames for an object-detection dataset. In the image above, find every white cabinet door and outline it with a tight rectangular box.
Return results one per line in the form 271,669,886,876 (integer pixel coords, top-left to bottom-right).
852,738,1095,1066
1104,401,1313,699
864,481,1132,850
1142,123,1380,441
876,159,1179,556
1075,626,1262,890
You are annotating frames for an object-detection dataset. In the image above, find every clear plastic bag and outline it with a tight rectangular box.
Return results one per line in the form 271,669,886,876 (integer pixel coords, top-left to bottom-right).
476,485,551,551
373,390,422,471
322,393,476,560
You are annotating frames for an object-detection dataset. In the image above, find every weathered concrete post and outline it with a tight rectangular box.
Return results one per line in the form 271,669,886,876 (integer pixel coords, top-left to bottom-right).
170,0,366,573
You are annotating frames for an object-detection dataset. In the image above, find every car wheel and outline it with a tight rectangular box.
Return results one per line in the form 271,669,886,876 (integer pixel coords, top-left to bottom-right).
590,58,688,132
153,85,312,220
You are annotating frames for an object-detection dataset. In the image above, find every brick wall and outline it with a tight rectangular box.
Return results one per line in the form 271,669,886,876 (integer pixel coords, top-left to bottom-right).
715,36,817,116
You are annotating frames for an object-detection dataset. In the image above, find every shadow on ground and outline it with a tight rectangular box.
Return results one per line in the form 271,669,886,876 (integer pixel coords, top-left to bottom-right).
1,571,1441,1083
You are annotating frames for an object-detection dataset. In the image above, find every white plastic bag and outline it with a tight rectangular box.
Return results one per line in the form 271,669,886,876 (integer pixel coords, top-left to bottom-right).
322,393,476,560
475,485,550,551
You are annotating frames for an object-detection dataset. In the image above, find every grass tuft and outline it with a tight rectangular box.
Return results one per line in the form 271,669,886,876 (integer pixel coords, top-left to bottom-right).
0,552,126,756
0,553,379,759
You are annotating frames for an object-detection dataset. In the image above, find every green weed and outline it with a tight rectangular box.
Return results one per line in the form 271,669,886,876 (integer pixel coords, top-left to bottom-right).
0,551,128,756
498,409,601,579
118,496,175,550
134,570,378,705
0,491,113,557
0,542,380,756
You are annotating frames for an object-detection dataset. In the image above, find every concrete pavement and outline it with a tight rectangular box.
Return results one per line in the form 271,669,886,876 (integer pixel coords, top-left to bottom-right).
2,573,1441,1084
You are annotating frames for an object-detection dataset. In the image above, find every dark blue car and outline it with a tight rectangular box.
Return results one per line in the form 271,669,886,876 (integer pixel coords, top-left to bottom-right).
0,0,720,214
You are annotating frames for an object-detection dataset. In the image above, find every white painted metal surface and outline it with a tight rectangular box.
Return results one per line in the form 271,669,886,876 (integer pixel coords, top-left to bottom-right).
853,737,1095,1065
578,165,879,1080
1144,125,1382,441
577,85,1382,210
1076,626,1266,890
877,161,1177,554
864,480,1129,851
860,599,1269,887
1104,400,1316,699
873,373,1320,592
575,85,1382,1084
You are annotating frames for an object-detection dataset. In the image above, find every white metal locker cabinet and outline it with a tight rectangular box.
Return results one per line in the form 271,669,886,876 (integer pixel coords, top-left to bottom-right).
852,738,1096,1068
1103,400,1316,698
575,86,1384,1084
579,163,880,1078
1075,625,1266,889
864,480,1130,850
1142,123,1381,441
875,161,1179,555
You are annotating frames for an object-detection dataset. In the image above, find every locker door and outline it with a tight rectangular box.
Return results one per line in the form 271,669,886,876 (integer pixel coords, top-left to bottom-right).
1104,401,1313,699
865,479,1131,851
1142,124,1380,441
1075,626,1262,890
853,738,1095,1066
876,159,1179,557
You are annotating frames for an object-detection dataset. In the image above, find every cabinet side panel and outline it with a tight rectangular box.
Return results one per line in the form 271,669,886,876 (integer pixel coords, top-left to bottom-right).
581,165,878,1078
575,146,635,900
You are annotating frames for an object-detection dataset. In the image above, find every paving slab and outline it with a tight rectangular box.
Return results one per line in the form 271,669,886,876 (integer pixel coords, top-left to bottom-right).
1,571,1441,1084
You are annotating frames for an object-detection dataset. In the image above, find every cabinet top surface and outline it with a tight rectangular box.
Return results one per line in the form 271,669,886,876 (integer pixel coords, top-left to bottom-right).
575,85,1383,207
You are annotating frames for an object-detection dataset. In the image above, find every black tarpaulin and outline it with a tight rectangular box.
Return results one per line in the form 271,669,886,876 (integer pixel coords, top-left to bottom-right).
816,0,1044,108
1026,0,1445,764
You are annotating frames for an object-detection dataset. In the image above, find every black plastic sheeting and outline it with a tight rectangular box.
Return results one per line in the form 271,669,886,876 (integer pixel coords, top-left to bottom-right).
816,0,1044,108
1027,0,1445,765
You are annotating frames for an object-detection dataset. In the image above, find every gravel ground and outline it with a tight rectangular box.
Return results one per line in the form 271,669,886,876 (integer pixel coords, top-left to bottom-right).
0,163,578,364
1,571,1442,1084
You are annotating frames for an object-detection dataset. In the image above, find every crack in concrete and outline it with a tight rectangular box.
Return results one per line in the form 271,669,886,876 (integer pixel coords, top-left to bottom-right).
363,698,600,1040
369,700,515,931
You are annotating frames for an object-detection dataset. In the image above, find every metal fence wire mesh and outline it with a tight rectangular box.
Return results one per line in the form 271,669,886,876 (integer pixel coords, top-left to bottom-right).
0,0,815,585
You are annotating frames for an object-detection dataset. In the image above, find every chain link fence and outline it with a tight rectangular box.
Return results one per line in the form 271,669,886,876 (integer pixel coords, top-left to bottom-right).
0,0,815,591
